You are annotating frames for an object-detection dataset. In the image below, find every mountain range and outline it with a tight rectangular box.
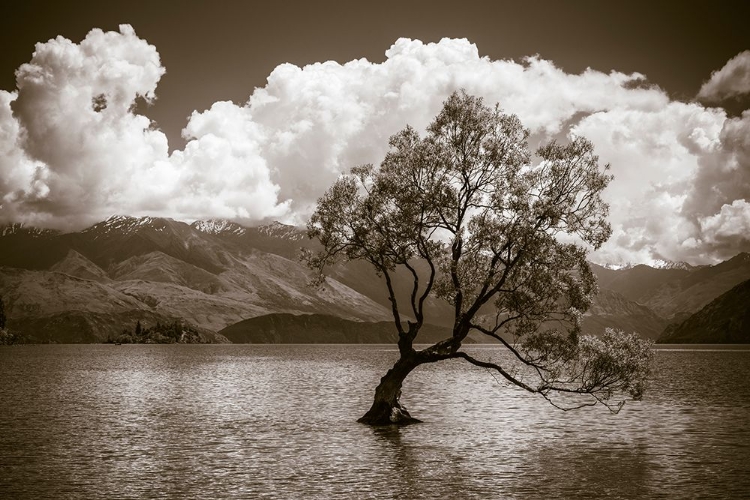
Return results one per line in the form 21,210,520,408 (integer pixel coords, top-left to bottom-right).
1,216,748,343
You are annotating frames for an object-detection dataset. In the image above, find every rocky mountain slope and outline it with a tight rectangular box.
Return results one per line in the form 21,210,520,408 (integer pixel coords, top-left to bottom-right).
581,289,669,340
0,217,391,342
0,266,190,342
2,216,749,343
658,279,750,344
590,254,750,319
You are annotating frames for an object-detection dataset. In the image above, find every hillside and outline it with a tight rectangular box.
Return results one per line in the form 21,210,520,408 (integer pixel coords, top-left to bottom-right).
658,279,750,344
0,267,219,343
581,289,669,340
50,250,110,283
2,216,750,344
591,263,692,304
648,253,750,317
0,217,393,342
591,254,750,318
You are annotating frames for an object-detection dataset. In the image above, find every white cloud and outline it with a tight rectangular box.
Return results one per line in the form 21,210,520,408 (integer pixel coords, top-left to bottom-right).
169,101,290,222
222,38,667,221
0,92,30,196
698,50,750,102
699,199,750,255
572,102,728,264
3,25,170,228
1,32,749,265
0,25,292,230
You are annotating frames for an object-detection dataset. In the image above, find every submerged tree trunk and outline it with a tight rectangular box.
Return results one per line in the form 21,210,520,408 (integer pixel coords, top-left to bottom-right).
358,355,422,425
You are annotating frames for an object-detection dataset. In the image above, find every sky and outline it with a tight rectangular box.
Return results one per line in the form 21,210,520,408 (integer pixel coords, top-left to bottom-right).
1,0,749,266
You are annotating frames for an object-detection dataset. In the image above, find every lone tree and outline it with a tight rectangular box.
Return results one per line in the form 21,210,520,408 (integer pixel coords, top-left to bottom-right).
306,91,652,425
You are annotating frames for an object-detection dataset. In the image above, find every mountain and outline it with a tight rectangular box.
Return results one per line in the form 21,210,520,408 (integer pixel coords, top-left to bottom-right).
2,216,749,344
652,253,750,316
191,219,312,260
193,220,459,327
50,250,110,283
658,279,750,343
590,262,692,307
0,223,68,269
581,289,669,340
0,266,218,343
590,253,750,319
1,223,58,238
0,216,393,342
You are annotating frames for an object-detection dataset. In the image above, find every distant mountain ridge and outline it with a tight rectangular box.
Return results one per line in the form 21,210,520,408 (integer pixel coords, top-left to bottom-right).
581,288,669,340
658,279,750,343
590,253,750,319
191,219,248,236
2,216,749,343
1,222,59,238
599,260,699,271
0,216,392,342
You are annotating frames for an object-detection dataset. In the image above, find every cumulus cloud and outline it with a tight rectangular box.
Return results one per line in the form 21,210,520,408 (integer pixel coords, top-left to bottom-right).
170,101,290,221
572,102,728,264
0,25,291,229
7,25,170,228
675,111,750,261
698,50,750,103
699,199,750,256
218,38,666,219
684,111,750,218
1,30,749,264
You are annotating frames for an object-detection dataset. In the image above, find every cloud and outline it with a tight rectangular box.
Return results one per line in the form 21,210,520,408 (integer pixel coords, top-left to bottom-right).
697,50,750,102
169,101,290,221
209,38,667,220
676,111,750,261
571,102,728,264
1,31,749,265
3,25,170,228
0,90,46,223
0,25,292,230
699,199,750,257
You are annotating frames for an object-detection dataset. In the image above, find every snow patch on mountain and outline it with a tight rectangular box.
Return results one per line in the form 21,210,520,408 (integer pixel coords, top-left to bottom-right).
598,259,697,271
649,259,697,270
191,219,247,236
257,221,305,241
81,215,169,238
1,222,57,238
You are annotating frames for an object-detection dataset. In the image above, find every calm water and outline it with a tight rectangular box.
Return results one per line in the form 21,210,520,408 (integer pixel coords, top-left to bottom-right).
0,344,748,499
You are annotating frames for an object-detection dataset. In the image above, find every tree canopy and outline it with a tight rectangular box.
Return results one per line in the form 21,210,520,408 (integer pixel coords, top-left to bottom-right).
307,90,653,425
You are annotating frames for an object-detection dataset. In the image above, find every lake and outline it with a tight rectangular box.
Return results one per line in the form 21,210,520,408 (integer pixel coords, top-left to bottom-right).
0,344,748,499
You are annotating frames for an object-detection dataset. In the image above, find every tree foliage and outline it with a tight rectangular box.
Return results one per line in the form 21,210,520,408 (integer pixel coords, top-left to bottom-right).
307,90,653,423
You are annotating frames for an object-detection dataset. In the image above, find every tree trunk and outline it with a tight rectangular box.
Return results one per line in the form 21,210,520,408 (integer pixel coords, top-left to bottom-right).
358,355,422,425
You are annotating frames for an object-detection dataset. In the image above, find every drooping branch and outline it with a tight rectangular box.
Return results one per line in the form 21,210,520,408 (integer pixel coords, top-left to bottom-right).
449,351,538,392
306,90,651,423
449,328,652,414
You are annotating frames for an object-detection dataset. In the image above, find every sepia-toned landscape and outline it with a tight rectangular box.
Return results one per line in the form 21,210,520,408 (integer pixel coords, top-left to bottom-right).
1,1,749,498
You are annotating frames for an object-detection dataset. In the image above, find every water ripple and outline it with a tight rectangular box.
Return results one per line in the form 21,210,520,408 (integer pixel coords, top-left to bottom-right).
0,344,748,499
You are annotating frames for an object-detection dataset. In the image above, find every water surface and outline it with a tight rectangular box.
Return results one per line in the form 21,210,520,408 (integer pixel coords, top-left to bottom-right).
1,344,748,498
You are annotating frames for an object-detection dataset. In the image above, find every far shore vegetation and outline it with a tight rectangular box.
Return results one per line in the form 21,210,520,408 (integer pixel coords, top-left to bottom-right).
0,294,23,345
108,320,207,344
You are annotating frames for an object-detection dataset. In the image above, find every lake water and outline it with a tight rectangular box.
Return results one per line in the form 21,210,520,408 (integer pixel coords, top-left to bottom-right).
0,344,748,499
